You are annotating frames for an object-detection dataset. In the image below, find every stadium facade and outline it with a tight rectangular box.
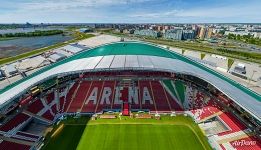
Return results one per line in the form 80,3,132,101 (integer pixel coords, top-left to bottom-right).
0,41,260,149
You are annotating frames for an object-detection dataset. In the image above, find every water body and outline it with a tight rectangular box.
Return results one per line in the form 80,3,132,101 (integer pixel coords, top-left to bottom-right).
0,27,66,34
0,34,73,58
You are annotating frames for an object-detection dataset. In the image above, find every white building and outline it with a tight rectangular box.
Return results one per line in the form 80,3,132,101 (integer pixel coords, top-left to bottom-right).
134,29,160,38
253,32,261,38
224,31,251,36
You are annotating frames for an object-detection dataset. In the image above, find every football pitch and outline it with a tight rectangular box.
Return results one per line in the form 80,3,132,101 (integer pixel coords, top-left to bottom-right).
43,116,212,150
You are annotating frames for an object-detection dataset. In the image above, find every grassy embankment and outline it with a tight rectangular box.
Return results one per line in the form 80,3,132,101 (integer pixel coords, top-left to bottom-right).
104,30,261,64
145,38,261,64
0,37,17,41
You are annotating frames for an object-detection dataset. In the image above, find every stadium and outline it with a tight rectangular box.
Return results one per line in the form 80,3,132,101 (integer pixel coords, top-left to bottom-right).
0,41,260,150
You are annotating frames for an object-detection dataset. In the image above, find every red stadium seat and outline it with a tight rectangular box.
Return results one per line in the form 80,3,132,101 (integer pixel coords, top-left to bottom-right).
96,81,116,112
0,113,30,132
27,99,44,114
138,81,156,111
67,81,92,112
46,92,55,104
150,81,171,112
0,141,30,150
42,110,54,121
81,81,103,113
63,82,79,112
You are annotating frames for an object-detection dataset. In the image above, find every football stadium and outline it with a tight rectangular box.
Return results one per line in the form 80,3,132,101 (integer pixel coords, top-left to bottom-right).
0,41,260,150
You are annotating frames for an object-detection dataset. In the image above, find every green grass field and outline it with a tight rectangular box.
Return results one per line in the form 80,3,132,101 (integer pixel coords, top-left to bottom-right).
43,115,212,150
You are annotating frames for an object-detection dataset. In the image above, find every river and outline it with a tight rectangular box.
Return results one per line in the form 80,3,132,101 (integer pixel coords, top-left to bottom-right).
0,27,66,34
0,34,73,58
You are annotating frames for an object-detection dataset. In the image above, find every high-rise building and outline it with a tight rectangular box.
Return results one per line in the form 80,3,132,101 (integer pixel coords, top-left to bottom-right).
157,26,163,31
199,27,213,39
163,29,196,40
199,27,207,39
162,26,170,33
134,29,160,37
206,28,214,39
164,26,170,30
192,25,200,37
182,30,196,40
163,29,183,40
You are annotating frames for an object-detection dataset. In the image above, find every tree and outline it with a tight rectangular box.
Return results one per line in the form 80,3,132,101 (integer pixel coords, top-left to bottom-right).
1,30,64,38
236,34,241,40
218,30,225,35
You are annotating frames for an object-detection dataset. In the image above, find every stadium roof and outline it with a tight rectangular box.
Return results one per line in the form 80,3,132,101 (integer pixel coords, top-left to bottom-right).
0,41,260,120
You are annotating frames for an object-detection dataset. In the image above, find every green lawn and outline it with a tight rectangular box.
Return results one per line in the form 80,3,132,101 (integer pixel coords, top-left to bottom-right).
43,116,212,150
44,125,86,150
77,124,206,150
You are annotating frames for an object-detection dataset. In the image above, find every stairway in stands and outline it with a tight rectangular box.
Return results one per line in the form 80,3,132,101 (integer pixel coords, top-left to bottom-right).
119,80,134,116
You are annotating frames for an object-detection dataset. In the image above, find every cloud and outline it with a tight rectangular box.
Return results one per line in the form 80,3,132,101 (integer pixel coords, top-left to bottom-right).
0,0,260,23
130,10,180,18
129,1,261,22
15,0,152,11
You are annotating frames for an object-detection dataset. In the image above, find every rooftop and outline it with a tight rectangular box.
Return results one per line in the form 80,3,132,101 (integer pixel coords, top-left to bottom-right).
0,41,260,120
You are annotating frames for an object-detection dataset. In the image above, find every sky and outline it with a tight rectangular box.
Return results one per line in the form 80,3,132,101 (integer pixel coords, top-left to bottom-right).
0,0,260,23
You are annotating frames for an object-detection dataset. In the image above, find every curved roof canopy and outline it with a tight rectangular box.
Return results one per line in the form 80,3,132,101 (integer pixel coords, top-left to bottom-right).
0,41,260,120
